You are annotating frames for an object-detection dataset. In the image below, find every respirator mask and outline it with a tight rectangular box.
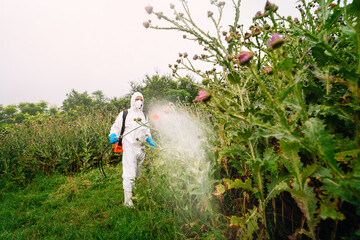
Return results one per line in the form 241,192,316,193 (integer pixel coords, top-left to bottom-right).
134,100,143,109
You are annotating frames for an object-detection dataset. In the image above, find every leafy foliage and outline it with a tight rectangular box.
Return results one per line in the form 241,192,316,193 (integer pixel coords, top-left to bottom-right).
145,0,360,238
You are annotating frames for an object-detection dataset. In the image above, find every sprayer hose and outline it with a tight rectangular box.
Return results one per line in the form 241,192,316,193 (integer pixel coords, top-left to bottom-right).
98,143,113,178
98,125,143,178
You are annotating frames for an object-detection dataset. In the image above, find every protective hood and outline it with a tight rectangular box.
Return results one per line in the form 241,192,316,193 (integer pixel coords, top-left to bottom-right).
130,92,144,112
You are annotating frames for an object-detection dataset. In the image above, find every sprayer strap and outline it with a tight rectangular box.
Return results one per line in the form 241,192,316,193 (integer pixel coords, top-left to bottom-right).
119,110,148,142
119,110,128,144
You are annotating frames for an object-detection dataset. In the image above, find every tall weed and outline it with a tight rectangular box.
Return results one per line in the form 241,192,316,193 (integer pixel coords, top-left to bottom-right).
0,110,116,185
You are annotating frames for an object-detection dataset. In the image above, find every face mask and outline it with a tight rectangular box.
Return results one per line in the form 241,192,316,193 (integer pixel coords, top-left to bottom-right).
134,100,143,109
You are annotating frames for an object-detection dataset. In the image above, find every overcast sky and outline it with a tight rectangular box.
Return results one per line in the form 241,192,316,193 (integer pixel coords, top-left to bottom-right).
0,0,299,107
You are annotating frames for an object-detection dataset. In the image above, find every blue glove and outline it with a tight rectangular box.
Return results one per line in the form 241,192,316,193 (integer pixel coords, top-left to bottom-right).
146,137,155,147
110,133,118,144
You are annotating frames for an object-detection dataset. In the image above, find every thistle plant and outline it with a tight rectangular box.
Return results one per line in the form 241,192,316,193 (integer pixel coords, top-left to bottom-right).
134,103,220,238
145,0,360,239
0,110,116,184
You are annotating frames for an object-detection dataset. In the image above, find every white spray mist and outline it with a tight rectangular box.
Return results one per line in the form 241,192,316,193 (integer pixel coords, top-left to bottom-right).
148,103,216,213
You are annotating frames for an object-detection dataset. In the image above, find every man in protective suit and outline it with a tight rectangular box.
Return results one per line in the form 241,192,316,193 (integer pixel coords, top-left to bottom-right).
109,92,155,207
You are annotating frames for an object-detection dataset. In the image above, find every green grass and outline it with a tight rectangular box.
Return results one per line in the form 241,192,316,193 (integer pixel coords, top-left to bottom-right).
0,165,185,240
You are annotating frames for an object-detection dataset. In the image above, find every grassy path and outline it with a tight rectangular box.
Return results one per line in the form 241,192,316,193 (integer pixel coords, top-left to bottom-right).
0,166,178,240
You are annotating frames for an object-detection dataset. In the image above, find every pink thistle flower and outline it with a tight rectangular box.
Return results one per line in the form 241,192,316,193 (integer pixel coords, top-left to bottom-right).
207,11,214,18
143,22,150,28
254,11,263,19
175,13,184,20
202,78,210,85
265,0,271,10
251,27,261,36
244,32,251,39
267,33,285,50
264,1,278,12
195,91,211,102
236,51,254,66
155,12,163,19
225,35,233,43
261,66,273,75
210,147,217,152
145,5,153,14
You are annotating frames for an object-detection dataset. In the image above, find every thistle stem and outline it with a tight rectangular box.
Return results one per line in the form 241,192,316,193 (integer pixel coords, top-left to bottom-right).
236,83,245,112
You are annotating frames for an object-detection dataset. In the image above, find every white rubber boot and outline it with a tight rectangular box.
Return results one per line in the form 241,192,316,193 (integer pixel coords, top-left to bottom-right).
124,191,134,208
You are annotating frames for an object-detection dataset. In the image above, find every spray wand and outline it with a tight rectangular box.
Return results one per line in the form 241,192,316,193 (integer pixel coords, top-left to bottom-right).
98,121,149,178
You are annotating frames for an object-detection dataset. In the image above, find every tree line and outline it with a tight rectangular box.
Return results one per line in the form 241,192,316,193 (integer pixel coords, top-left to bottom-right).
0,75,198,126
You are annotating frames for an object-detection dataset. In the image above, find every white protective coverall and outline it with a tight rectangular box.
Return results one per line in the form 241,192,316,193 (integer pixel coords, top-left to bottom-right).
109,92,151,206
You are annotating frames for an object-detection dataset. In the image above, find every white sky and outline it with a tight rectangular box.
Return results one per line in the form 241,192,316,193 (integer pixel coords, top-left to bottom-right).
0,0,299,107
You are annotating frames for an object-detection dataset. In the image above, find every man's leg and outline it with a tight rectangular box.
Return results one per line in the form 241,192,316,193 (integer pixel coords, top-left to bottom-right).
136,151,145,179
122,145,137,207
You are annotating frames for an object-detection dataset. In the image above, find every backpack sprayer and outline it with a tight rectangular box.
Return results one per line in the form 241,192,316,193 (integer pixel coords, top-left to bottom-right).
98,110,128,178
